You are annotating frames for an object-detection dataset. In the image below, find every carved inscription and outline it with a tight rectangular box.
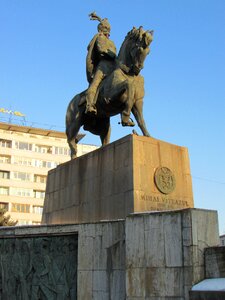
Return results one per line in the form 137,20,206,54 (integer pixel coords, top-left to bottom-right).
141,194,188,208
154,167,176,194
0,235,78,299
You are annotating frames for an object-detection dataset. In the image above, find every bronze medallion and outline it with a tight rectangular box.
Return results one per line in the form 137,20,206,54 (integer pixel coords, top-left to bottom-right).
154,167,176,194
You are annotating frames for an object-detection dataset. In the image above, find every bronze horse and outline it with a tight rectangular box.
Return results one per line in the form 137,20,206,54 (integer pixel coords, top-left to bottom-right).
66,27,153,158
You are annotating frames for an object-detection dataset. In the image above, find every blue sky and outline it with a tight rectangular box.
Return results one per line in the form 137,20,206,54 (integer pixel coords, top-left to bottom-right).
1,1,225,233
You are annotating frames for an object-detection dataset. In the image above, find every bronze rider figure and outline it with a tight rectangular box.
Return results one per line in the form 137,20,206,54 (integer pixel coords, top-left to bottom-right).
85,12,135,127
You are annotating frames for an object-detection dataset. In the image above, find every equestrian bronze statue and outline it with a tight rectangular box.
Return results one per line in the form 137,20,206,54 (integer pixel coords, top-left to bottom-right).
66,13,153,158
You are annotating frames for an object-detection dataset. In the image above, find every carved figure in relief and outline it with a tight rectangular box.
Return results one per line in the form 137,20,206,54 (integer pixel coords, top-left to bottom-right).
10,240,30,300
31,238,57,299
66,13,154,158
0,236,78,300
50,237,70,299
3,240,17,299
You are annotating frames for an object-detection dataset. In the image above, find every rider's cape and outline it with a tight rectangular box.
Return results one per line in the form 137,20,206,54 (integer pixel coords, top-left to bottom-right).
86,33,99,84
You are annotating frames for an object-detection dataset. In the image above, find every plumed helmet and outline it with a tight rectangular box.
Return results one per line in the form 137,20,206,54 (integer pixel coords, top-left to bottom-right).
97,18,111,34
89,12,111,34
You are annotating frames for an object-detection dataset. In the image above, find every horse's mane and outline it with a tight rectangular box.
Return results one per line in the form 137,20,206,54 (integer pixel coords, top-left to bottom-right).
118,27,145,62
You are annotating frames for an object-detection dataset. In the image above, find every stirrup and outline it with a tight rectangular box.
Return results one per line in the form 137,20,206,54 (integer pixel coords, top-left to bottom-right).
121,118,135,127
85,105,97,115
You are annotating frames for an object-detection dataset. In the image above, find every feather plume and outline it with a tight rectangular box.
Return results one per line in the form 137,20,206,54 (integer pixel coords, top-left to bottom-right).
89,12,102,22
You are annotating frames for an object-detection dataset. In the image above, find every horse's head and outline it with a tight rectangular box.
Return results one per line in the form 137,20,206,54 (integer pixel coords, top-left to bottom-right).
118,27,154,75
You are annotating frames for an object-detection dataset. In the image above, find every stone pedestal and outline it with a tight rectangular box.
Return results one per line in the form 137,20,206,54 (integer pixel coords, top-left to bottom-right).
42,135,194,225
0,135,222,299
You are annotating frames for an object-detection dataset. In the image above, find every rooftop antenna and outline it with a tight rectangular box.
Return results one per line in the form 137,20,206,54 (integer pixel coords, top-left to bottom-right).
0,107,26,125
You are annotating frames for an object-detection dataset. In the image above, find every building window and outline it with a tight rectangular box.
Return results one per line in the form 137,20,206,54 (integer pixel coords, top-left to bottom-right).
17,220,31,225
13,172,31,181
0,187,9,195
12,203,30,213
15,141,32,151
0,139,12,148
34,175,47,183
34,190,45,199
52,162,58,168
34,145,52,154
11,188,33,197
32,206,43,214
0,202,9,210
0,170,10,179
222,240,225,246
14,156,32,166
54,146,70,156
0,155,11,164
34,159,53,168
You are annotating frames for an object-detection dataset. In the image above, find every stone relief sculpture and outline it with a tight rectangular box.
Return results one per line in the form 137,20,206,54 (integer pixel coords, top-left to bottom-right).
0,236,77,300
66,12,154,158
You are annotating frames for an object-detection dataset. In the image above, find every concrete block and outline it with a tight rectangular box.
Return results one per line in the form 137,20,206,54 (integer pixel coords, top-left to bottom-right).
93,270,108,292
182,227,192,247
46,170,55,193
107,240,125,270
53,168,61,191
145,268,183,297
144,225,165,267
191,209,220,247
164,213,182,267
110,270,126,299
78,236,94,270
145,267,165,297
126,267,146,297
205,246,225,278
77,270,92,300
93,291,109,300
93,235,107,270
126,215,145,268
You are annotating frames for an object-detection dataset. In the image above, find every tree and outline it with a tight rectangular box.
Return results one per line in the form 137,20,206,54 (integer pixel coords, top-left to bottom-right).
0,208,17,226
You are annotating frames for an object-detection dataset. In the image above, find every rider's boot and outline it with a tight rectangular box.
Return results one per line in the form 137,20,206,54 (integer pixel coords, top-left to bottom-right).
85,104,97,115
85,91,97,115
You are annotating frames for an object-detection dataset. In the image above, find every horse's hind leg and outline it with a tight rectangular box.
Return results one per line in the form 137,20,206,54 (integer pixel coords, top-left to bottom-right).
67,136,78,159
100,118,111,145
66,114,82,159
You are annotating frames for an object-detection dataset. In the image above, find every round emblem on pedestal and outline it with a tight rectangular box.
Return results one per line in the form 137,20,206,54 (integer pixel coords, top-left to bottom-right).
154,167,176,194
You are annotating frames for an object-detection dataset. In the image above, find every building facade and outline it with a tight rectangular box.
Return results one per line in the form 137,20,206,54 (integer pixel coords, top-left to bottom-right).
0,122,97,225
220,234,225,246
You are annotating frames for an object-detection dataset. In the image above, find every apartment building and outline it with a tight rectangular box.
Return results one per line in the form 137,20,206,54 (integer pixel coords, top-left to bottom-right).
0,122,97,225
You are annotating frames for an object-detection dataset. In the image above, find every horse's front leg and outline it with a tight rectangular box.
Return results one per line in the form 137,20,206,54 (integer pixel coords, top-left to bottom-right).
104,78,135,125
132,99,150,137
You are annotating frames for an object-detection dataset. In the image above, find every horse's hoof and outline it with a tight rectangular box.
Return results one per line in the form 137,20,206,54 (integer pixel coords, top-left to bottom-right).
132,129,139,135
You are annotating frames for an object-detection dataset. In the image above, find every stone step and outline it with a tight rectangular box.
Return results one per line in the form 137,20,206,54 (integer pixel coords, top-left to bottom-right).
190,290,225,300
